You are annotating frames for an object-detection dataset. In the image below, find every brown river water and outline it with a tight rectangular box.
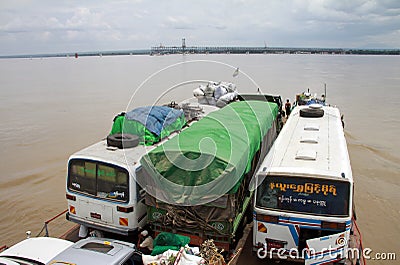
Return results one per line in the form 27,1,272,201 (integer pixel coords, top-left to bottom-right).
0,54,399,264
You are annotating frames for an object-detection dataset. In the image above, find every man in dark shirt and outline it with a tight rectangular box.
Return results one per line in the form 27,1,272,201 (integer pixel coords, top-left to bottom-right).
285,99,291,117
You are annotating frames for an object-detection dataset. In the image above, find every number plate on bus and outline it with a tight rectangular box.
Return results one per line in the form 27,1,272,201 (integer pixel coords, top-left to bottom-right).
90,212,101,219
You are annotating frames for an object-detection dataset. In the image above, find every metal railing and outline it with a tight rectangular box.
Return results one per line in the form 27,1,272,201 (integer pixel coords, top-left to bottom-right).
36,209,68,237
352,217,366,265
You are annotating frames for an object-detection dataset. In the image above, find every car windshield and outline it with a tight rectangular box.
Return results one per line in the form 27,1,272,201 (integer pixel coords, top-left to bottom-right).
68,159,129,202
0,256,44,265
256,175,350,217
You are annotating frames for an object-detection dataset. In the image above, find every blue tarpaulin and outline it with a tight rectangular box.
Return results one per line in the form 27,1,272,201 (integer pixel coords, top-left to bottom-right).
125,106,184,136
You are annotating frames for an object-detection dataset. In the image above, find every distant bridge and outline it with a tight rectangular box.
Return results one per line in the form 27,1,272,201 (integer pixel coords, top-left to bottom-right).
151,46,400,55
151,46,345,55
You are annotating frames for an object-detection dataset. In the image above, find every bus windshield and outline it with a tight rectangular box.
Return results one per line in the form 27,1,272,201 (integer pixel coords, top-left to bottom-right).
68,159,129,202
256,175,350,217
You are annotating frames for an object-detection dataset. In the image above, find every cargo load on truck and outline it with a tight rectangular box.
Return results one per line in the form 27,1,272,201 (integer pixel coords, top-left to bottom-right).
137,100,279,251
109,106,186,146
193,81,238,107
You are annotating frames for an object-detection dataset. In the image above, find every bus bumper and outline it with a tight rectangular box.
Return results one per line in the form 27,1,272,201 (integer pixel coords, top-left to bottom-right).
66,212,138,237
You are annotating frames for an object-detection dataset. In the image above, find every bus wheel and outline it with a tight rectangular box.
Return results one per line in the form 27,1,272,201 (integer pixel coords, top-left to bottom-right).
107,133,139,149
299,108,324,118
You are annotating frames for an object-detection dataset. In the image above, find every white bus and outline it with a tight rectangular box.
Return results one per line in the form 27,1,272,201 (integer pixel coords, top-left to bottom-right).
66,139,148,237
253,104,361,264
65,102,220,238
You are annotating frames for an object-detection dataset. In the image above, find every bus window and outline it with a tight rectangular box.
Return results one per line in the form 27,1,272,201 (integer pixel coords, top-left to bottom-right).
68,159,129,202
69,160,96,195
256,176,350,217
97,164,128,201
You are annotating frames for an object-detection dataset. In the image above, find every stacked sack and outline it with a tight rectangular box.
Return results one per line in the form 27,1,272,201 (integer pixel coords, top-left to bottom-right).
193,81,238,107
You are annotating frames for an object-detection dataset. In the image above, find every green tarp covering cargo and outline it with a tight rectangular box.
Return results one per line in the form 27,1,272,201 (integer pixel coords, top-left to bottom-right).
138,100,278,205
110,106,186,146
137,100,279,251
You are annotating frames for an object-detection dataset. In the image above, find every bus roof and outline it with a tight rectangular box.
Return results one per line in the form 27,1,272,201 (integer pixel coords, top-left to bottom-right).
68,140,148,170
68,104,220,171
257,105,352,182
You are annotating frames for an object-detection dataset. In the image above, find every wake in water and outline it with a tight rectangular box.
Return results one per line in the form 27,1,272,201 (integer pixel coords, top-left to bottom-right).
345,131,400,169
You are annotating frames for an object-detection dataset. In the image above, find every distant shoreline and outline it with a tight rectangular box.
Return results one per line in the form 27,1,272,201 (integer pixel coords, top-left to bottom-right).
1,46,399,59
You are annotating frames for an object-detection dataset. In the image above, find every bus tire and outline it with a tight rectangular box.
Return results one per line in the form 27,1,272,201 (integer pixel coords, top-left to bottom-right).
107,133,139,149
299,108,324,118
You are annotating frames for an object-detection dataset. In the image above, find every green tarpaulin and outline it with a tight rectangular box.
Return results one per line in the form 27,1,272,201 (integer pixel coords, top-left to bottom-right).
138,100,278,205
151,232,191,255
110,113,186,146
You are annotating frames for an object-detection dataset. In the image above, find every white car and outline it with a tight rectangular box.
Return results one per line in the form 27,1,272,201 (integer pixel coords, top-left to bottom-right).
0,257,20,265
0,237,73,265
46,237,140,265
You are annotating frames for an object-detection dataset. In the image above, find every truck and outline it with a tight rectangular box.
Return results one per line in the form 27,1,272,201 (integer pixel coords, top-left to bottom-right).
137,100,280,252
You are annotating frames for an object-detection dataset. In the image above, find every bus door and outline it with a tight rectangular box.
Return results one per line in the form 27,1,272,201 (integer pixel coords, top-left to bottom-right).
305,230,349,265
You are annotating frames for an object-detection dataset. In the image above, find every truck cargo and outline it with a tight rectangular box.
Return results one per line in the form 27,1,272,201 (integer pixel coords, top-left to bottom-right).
137,100,280,252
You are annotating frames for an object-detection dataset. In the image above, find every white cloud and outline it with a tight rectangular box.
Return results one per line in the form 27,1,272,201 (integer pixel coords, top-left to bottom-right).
163,16,194,29
65,7,110,30
38,31,51,41
0,0,398,55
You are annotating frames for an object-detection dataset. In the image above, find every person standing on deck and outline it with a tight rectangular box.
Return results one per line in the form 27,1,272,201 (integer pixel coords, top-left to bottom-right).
285,99,292,117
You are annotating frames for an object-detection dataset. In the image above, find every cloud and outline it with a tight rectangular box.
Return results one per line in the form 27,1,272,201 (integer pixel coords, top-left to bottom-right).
65,7,105,29
163,16,195,30
0,0,399,55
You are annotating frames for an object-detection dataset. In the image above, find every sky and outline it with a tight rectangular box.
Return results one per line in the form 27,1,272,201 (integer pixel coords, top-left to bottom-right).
0,0,399,55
